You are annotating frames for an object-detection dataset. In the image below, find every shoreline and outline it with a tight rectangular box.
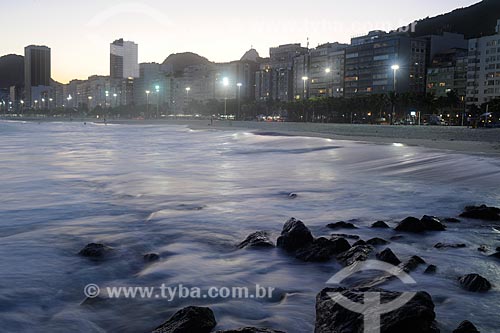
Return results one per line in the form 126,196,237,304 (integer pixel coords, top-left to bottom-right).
114,119,500,156
4,117,500,155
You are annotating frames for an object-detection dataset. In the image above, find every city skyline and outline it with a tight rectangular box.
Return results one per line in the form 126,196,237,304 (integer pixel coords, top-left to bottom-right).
1,0,480,83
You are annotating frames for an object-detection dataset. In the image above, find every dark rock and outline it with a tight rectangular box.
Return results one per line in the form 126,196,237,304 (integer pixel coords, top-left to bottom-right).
330,237,353,253
78,243,112,258
424,265,437,274
144,253,160,262
366,237,390,246
331,234,360,240
421,216,446,231
376,248,401,266
276,218,314,252
477,245,488,253
443,217,460,223
337,245,373,266
352,240,367,246
395,217,426,233
238,231,274,249
459,274,492,292
497,246,500,252
371,220,390,228
152,306,216,333
295,237,350,262
460,205,500,221
453,320,480,333
215,328,285,333
315,288,439,333
491,252,500,259
327,221,358,229
402,255,426,272
288,193,298,199
434,243,466,249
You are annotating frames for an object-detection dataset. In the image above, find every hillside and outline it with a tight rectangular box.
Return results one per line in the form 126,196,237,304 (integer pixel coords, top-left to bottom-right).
161,52,212,75
411,0,500,38
0,54,24,89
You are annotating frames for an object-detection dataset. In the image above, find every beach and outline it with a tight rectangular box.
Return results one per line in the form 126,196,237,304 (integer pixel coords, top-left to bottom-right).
112,119,500,156
0,120,499,332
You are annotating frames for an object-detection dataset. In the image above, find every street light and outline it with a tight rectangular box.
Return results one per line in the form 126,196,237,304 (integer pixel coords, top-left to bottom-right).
391,65,400,91
222,77,229,118
391,64,400,125
185,87,191,115
301,76,309,122
105,90,109,108
301,76,308,99
236,83,242,120
325,68,333,97
155,85,160,117
88,96,93,110
145,90,151,118
113,93,118,108
49,98,53,110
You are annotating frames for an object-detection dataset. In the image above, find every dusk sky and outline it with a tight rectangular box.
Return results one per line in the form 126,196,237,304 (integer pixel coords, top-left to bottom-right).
2,0,480,83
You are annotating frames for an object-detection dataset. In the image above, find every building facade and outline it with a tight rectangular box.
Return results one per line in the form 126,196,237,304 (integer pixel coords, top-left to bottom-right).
269,44,308,101
293,53,310,100
466,20,500,106
308,43,347,98
24,45,51,107
110,39,139,79
426,48,467,99
344,31,427,97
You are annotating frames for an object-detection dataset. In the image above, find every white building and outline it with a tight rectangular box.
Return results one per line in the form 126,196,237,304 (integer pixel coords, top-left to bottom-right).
110,39,139,79
466,19,500,106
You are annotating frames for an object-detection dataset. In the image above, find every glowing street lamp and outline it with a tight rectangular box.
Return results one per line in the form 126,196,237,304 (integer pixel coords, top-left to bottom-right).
391,64,400,92
236,83,242,120
184,87,191,115
145,90,151,118
301,76,308,100
390,64,400,125
155,85,161,117
222,77,229,117
325,68,333,97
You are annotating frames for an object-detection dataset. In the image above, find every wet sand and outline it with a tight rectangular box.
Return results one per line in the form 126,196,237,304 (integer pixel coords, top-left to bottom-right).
113,119,500,156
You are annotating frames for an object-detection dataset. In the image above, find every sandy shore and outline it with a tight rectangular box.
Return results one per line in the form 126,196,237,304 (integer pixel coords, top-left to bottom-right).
109,119,500,156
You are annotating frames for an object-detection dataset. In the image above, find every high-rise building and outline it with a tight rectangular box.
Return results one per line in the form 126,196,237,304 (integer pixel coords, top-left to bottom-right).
134,63,165,106
293,53,310,100
344,31,427,97
426,48,467,99
110,39,139,79
466,19,500,106
269,44,308,101
308,43,348,98
255,62,272,101
24,45,51,107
